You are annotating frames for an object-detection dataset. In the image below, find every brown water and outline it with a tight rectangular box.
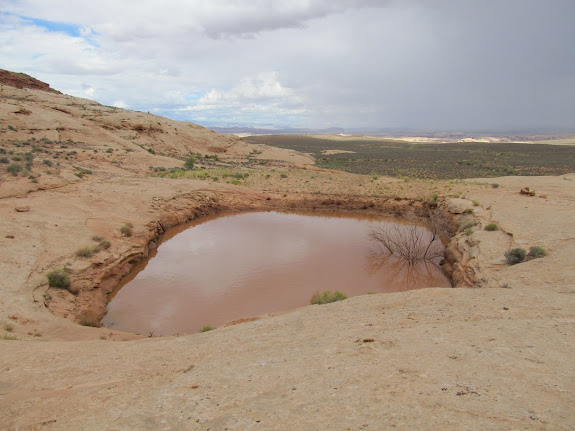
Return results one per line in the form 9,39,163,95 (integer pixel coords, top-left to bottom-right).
103,211,451,335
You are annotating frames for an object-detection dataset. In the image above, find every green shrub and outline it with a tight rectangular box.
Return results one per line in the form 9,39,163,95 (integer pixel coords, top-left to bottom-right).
120,224,133,237
472,200,481,207
0,156,9,163
6,163,22,176
200,325,214,332
464,227,474,236
310,291,347,305
528,246,547,258
505,248,526,265
184,157,195,170
47,268,70,289
484,223,498,231
76,245,96,258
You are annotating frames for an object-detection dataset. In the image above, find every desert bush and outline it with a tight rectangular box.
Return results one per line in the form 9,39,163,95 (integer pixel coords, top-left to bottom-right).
6,163,22,176
184,157,195,170
120,224,133,237
472,200,481,207
0,156,9,163
47,268,70,289
76,245,96,258
528,246,547,258
200,325,214,332
310,291,347,305
98,239,111,250
459,218,478,230
484,223,498,231
464,227,474,236
505,248,526,265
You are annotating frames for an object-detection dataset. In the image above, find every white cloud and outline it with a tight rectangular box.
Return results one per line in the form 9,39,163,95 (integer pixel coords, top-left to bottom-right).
179,72,306,125
0,0,574,130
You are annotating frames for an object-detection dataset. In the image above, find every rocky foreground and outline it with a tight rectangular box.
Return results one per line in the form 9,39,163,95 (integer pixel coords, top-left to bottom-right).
0,72,573,430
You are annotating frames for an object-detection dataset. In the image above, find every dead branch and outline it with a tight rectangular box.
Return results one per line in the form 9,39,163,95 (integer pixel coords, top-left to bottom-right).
368,211,444,265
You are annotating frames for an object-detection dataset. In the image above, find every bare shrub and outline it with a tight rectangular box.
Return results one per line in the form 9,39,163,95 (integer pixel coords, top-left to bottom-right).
368,211,445,265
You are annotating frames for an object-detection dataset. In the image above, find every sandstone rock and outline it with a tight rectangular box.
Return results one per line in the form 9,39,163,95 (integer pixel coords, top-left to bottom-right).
446,198,474,214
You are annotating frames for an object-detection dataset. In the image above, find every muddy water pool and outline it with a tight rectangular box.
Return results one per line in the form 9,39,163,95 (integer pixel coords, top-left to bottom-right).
103,211,451,335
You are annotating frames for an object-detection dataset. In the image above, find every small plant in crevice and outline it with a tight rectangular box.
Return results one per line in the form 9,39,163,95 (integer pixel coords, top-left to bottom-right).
310,290,347,305
98,239,111,250
200,325,214,332
528,246,547,259
92,236,111,250
484,223,498,231
505,248,526,265
120,223,133,237
76,245,96,258
459,218,478,231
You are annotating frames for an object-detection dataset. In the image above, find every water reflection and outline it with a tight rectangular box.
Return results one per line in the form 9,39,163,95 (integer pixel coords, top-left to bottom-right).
365,254,447,292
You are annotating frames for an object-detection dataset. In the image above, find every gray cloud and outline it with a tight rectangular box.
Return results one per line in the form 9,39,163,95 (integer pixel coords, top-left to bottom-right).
1,0,574,131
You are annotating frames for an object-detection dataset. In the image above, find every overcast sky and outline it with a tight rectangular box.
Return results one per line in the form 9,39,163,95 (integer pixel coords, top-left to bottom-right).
1,0,574,131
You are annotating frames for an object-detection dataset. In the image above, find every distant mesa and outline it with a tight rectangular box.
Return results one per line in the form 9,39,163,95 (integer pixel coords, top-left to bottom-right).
0,69,61,94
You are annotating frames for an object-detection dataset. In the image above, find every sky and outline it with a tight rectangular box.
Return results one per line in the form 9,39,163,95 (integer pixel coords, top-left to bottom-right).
1,0,574,131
